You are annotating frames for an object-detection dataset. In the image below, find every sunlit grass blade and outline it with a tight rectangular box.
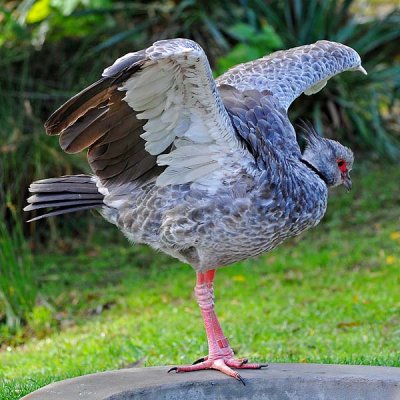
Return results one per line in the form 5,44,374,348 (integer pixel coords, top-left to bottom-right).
0,217,37,331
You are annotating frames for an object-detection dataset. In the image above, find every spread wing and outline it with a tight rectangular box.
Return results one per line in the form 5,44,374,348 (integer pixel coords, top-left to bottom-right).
45,39,249,188
217,40,366,111
216,40,366,159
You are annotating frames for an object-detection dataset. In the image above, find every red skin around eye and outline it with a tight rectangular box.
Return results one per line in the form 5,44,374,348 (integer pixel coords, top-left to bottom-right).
337,159,347,173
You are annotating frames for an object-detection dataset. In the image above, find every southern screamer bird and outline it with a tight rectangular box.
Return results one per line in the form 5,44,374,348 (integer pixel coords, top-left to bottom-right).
25,39,365,383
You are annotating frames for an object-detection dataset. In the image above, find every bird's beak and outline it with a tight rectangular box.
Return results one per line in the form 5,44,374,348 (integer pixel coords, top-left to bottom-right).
342,172,352,191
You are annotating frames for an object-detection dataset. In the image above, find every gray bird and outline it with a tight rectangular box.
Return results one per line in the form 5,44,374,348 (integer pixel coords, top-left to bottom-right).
25,39,364,382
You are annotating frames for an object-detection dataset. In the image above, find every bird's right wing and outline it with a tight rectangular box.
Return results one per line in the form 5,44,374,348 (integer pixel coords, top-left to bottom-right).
45,39,250,190
217,40,366,111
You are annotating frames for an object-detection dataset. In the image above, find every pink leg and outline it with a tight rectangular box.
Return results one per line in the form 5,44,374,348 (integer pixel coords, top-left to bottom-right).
195,270,267,369
168,270,267,383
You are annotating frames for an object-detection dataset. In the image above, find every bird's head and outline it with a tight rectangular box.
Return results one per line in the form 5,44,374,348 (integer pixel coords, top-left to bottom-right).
298,121,354,190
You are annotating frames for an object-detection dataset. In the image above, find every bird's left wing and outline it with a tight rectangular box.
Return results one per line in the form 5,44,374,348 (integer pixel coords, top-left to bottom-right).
217,40,366,112
216,40,366,161
45,39,250,188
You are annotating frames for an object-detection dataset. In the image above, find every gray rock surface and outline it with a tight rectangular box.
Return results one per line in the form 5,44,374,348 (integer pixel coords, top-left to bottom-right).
21,363,400,400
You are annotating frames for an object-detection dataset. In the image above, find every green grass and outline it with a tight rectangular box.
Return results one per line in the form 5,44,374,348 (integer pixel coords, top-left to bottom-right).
1,164,400,399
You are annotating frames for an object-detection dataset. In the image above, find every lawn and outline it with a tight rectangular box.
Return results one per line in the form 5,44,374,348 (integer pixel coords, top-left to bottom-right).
1,163,399,399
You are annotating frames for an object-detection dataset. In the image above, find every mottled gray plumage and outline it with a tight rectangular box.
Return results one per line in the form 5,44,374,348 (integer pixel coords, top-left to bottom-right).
26,38,361,272
217,40,366,110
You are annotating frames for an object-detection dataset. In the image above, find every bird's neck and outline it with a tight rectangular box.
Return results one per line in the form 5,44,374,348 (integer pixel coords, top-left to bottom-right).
300,158,328,186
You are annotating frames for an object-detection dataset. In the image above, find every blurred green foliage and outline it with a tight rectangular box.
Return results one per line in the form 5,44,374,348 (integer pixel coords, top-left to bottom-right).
215,23,283,75
26,304,57,339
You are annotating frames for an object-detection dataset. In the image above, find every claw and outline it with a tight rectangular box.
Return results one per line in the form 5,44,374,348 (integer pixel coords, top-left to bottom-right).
192,357,206,365
237,375,246,386
168,367,178,373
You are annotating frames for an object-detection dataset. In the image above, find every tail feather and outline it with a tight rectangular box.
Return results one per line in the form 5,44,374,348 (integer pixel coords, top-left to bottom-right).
27,193,102,203
24,174,104,222
26,204,103,222
29,182,100,194
25,199,103,211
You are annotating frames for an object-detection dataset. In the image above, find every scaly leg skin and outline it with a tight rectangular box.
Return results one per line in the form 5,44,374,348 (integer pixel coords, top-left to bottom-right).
168,270,267,384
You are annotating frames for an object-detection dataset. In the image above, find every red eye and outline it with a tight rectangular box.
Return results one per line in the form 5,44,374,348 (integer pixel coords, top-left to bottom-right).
337,159,347,173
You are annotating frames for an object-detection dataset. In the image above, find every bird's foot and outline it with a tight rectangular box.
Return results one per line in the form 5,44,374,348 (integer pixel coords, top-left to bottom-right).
193,355,268,369
168,357,246,384
168,355,267,384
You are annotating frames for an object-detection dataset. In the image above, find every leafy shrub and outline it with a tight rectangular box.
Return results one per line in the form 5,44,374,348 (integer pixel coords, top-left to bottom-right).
27,305,57,339
215,23,283,76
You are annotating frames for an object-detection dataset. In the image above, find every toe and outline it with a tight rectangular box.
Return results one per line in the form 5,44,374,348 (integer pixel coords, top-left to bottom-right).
170,360,213,373
211,358,244,384
168,357,247,384
235,362,269,369
225,358,247,368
